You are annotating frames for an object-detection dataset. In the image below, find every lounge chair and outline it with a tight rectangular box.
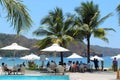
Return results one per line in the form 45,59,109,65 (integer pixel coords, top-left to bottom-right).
49,62,56,71
1,63,13,75
13,65,25,75
79,64,85,72
16,65,25,75
47,67,55,73
1,65,13,75
0,66,7,75
47,62,56,73
20,65,25,74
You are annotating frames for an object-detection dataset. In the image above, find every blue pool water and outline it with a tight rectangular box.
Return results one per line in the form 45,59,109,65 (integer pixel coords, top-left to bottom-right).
0,75,69,80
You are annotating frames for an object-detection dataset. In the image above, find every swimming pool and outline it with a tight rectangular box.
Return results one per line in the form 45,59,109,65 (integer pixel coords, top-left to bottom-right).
0,75,69,80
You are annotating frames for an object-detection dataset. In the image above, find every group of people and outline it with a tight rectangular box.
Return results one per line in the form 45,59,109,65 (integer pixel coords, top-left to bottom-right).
88,57,118,72
1,62,25,75
46,60,92,72
2,62,12,74
91,58,99,71
46,59,101,72
45,57,118,73
67,60,93,72
91,58,105,71
91,57,119,72
46,60,65,74
66,59,104,72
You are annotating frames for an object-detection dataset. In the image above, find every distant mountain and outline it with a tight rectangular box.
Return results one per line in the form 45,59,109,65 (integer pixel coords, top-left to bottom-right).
91,45,120,56
0,33,119,57
0,33,39,57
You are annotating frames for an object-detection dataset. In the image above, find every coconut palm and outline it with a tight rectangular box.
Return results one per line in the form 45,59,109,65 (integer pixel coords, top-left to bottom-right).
0,0,32,34
116,4,120,25
33,7,81,64
74,1,115,63
33,7,81,48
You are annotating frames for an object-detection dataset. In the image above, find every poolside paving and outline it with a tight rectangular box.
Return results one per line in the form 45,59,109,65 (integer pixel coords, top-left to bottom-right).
24,70,117,80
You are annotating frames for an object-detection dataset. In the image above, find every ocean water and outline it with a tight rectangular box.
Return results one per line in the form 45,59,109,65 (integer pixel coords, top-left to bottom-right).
0,56,118,68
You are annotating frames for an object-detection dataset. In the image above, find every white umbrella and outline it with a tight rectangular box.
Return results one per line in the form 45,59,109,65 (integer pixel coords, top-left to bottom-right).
20,55,28,60
41,43,70,65
0,43,29,55
0,43,29,66
111,56,118,59
90,55,103,61
41,44,69,52
0,56,2,59
111,54,120,60
20,53,40,60
67,53,83,58
0,43,29,50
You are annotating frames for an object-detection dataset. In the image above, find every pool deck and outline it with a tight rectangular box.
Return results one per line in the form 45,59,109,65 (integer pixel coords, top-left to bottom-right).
23,70,117,80
0,69,118,80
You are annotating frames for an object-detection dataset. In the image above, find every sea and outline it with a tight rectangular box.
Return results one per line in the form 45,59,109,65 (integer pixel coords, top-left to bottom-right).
0,56,118,69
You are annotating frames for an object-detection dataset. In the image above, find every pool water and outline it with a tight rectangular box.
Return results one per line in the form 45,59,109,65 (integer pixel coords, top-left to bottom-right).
0,75,69,80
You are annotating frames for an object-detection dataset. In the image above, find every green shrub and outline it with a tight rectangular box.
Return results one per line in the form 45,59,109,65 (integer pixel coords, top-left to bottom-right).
28,61,38,70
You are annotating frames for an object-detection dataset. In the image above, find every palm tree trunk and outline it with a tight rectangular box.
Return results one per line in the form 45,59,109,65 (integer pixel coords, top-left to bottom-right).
87,37,90,63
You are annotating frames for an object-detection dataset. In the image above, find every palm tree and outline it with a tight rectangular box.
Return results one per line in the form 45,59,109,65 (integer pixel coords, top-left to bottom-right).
33,7,81,64
0,0,32,34
74,1,115,63
116,4,120,25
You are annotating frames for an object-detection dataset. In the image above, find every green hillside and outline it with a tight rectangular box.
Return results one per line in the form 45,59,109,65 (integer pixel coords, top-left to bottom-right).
0,33,38,57
0,33,119,57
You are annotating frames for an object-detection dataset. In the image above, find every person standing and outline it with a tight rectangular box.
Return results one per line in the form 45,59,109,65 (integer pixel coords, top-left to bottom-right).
95,59,99,71
101,60,104,71
91,58,99,71
46,61,50,68
112,57,118,72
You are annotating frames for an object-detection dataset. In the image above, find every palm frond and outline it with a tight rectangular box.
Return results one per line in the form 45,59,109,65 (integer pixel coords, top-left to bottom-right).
116,4,120,25
34,37,53,49
1,0,32,34
102,28,116,32
34,7,78,49
96,13,113,27
100,37,109,43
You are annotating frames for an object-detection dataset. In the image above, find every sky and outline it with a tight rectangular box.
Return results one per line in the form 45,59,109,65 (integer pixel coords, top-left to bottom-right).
0,0,120,48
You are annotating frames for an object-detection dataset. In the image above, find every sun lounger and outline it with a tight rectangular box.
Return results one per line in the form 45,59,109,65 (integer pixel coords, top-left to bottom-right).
20,65,25,74
0,66,7,75
0,66,13,75
79,64,85,72
47,67,55,73
12,65,25,75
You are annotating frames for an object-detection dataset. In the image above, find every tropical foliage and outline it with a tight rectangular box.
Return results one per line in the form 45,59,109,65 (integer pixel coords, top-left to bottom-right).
74,1,115,63
116,4,120,25
0,0,32,34
33,1,115,63
33,7,83,65
33,7,81,49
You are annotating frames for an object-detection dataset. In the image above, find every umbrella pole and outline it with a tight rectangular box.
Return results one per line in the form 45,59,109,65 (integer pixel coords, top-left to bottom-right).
13,50,16,66
60,52,63,65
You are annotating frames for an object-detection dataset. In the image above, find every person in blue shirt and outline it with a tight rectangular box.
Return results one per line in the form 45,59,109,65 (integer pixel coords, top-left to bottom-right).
112,57,118,72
